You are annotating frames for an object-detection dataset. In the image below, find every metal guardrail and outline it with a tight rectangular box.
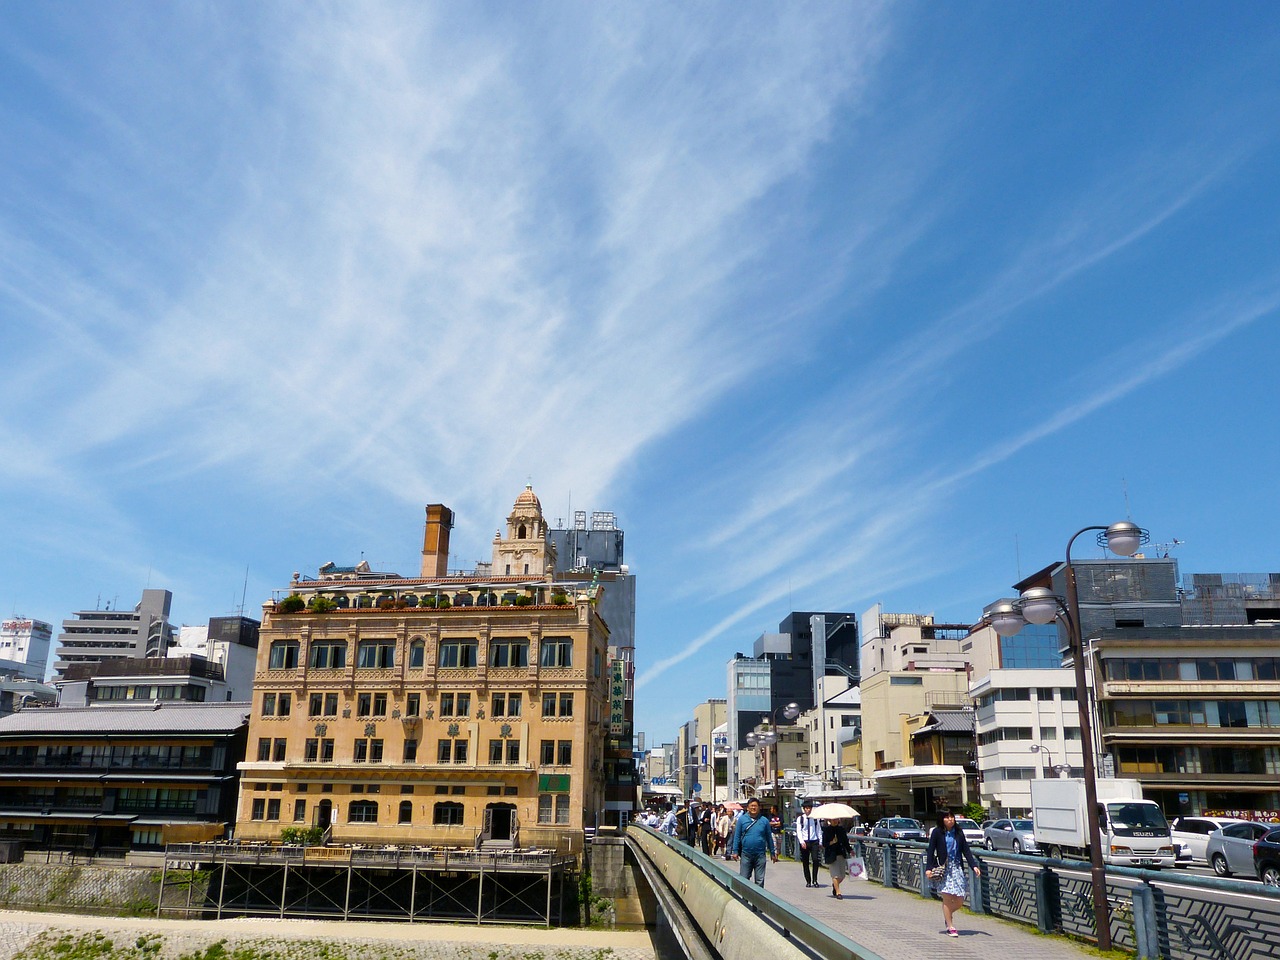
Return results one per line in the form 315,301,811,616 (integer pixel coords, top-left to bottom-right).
862,837,1280,960
628,825,884,960
165,841,573,872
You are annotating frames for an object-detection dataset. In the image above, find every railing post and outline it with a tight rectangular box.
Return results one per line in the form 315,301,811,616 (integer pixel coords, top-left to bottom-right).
918,852,932,899
1034,865,1059,934
882,844,895,887
1131,883,1159,960
971,856,989,914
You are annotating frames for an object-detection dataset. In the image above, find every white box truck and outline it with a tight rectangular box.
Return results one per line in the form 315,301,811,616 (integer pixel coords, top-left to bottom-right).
1030,778,1176,868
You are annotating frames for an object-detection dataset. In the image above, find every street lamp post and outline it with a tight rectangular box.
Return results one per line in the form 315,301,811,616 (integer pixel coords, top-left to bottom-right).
1029,743,1070,779
745,701,800,800
985,520,1147,953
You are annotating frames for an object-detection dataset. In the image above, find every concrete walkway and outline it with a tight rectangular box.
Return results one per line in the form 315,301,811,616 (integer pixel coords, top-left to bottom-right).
760,858,1093,960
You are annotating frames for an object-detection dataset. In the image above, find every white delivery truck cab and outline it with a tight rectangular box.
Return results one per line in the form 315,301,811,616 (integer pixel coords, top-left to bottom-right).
1030,778,1176,868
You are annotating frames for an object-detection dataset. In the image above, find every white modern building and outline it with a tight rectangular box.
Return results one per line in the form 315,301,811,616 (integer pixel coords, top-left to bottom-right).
971,668,1084,815
800,676,861,783
0,619,52,681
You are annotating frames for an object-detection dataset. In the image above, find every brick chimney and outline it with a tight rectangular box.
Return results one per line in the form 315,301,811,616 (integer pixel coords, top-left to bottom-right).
420,504,454,578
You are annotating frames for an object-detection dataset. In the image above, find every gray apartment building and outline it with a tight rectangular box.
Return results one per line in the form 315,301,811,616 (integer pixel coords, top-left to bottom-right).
52,589,176,675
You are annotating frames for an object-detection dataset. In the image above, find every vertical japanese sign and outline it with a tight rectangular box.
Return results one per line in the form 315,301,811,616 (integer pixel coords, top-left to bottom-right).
609,658,626,735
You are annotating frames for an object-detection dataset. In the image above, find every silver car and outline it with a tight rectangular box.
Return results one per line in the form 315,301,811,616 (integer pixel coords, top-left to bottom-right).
1206,821,1274,877
1170,816,1247,866
983,818,1039,854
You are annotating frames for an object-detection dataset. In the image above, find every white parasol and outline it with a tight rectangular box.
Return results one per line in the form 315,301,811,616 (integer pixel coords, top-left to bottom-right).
809,802,859,820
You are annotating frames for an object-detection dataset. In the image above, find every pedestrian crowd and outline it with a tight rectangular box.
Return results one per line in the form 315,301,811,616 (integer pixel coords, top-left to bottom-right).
637,800,983,938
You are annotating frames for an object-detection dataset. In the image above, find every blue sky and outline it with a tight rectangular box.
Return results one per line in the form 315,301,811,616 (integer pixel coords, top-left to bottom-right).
2,3,1278,743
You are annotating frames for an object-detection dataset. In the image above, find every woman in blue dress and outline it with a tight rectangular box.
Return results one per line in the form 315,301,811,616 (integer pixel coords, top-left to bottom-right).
924,810,982,937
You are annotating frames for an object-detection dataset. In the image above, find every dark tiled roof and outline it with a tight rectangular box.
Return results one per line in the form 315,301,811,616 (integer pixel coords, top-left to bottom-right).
0,702,251,737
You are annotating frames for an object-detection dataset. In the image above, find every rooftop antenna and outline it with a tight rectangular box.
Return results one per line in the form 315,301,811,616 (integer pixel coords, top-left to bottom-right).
1123,477,1132,520
238,565,249,617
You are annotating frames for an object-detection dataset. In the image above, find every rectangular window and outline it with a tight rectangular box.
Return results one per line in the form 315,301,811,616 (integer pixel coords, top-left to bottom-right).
540,639,573,668
257,738,272,762
403,739,418,762
309,693,323,717
541,740,555,765
321,738,334,762
438,740,452,764
278,693,291,716
560,693,573,717
273,739,287,762
538,794,553,823
490,639,529,668
357,693,372,716
266,798,281,820
406,693,420,717
558,741,572,765
439,640,478,668
506,740,520,764
440,693,454,716
368,739,383,763
262,693,276,716
356,641,395,669
304,739,319,762
293,799,306,822
354,739,369,762
889,676,924,686
373,693,387,716
268,641,299,670
454,740,468,764
542,692,556,715
309,642,346,669
556,794,570,824
251,798,265,820
325,693,338,716
491,693,522,717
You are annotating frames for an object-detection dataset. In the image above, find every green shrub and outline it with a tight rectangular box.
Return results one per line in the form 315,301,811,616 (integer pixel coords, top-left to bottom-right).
277,594,305,614
279,826,324,846
307,595,337,613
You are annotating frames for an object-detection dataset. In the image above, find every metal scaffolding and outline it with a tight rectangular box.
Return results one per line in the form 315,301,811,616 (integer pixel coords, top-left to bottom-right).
158,842,574,926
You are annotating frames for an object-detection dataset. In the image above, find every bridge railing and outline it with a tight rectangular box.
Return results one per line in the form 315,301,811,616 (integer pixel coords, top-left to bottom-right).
860,837,1280,960
629,825,884,960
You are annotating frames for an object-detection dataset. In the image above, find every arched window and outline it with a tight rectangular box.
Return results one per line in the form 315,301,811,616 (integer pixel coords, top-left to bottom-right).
517,524,527,539
433,801,464,825
398,800,413,824
348,800,378,823
409,639,426,669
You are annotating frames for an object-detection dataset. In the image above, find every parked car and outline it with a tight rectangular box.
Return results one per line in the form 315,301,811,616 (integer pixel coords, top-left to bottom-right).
1254,827,1280,886
1205,821,1274,877
983,818,1040,854
954,817,985,846
1170,816,1247,866
871,817,926,841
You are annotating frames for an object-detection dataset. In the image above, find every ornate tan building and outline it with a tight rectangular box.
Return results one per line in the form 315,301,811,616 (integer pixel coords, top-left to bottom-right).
235,488,610,851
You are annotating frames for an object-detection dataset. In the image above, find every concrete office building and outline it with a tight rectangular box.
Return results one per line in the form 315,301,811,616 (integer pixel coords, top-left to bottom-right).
549,510,637,826
52,589,176,675
724,610,858,795
0,619,52,681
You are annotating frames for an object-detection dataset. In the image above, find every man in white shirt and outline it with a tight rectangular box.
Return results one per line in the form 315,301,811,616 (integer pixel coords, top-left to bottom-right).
795,798,824,887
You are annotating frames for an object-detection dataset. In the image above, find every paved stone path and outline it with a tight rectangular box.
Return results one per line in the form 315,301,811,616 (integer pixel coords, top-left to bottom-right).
755,857,1093,960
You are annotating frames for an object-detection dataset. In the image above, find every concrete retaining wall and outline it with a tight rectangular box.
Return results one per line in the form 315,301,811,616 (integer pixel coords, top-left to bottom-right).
0,860,207,914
